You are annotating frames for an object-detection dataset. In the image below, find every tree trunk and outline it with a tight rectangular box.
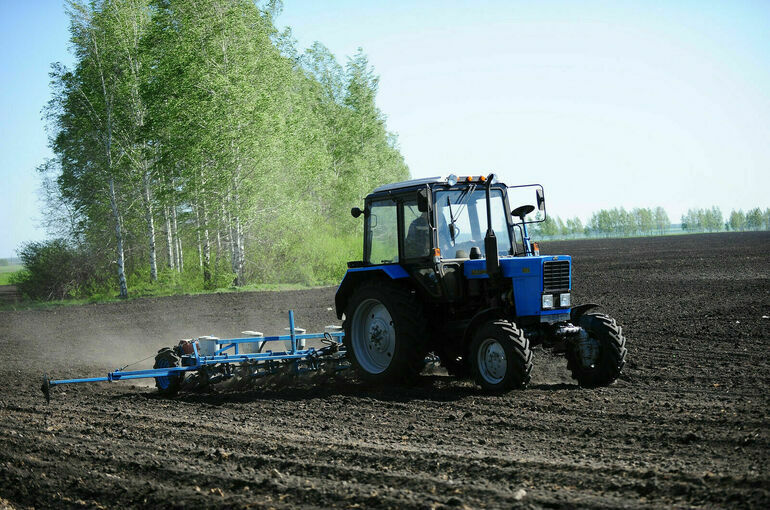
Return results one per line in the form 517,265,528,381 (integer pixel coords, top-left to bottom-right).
202,198,211,285
233,188,245,286
227,203,237,276
235,212,244,286
172,202,183,272
109,177,129,299
194,204,203,268
142,172,158,281
164,205,175,270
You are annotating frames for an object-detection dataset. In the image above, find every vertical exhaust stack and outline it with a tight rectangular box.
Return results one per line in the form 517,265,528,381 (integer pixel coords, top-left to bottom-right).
483,173,500,277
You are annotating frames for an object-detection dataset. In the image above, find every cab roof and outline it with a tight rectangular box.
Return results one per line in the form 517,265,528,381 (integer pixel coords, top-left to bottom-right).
370,174,503,195
371,176,443,193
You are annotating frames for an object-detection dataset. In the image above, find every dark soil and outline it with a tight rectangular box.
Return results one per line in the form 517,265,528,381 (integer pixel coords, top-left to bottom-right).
0,232,768,509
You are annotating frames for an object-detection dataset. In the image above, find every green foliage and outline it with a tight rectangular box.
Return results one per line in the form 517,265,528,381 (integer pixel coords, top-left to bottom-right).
653,207,670,234
582,207,670,237
745,207,763,230
729,210,746,231
36,0,408,302
11,239,106,300
533,206,674,239
681,207,723,232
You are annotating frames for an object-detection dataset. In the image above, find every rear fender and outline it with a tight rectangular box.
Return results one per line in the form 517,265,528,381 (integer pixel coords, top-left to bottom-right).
335,265,409,319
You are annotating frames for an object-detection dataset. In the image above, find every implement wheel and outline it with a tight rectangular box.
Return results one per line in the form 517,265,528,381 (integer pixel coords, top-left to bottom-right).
154,348,183,397
343,281,428,384
566,313,627,387
470,319,532,392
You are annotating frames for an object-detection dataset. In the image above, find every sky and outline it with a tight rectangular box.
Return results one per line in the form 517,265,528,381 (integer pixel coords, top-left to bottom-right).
1,0,769,258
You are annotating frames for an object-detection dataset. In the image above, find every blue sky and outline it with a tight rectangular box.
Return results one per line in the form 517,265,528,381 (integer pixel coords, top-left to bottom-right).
1,0,769,258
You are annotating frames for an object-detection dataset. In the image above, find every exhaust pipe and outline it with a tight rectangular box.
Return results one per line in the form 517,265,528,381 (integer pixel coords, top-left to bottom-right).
483,173,500,277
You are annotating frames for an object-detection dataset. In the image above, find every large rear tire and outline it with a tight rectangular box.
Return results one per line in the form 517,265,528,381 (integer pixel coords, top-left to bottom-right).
470,320,532,392
343,281,429,384
566,313,627,387
154,348,183,397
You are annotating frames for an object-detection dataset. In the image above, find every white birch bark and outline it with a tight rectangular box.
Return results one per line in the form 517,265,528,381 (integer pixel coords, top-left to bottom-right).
164,204,174,270
143,171,158,281
194,204,203,268
109,177,129,298
172,201,183,272
202,200,211,285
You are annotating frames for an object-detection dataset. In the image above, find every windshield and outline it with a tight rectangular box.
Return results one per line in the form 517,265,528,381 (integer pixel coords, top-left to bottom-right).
435,188,512,259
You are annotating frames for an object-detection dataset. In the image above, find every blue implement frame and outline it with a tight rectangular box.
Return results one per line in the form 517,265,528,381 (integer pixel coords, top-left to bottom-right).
43,310,346,393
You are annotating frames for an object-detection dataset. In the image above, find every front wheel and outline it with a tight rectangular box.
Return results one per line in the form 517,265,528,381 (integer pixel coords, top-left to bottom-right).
470,320,532,392
566,313,627,387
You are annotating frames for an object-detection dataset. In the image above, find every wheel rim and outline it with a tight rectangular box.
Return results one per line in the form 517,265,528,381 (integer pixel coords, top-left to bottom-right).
351,298,396,374
155,358,171,389
477,338,507,384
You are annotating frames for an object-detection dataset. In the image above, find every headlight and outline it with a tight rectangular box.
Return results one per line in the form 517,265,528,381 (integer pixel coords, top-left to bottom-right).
560,293,571,307
542,294,554,309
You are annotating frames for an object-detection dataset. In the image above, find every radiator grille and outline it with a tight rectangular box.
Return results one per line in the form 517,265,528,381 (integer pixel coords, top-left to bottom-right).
543,260,570,292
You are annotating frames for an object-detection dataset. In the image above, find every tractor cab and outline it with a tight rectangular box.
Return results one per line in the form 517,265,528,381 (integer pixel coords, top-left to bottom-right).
353,174,541,266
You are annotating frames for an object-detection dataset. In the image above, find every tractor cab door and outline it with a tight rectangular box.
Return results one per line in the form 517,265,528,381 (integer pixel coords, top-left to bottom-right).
364,190,443,299
401,194,443,299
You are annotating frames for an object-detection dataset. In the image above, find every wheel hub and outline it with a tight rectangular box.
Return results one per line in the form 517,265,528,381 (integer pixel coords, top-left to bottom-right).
368,319,391,354
477,338,507,384
351,298,396,374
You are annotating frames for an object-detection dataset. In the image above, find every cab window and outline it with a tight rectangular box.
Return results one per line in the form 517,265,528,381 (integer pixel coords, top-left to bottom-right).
367,199,399,264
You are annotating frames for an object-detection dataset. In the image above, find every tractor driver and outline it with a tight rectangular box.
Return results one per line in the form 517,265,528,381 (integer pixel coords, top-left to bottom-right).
405,211,430,259
406,211,455,259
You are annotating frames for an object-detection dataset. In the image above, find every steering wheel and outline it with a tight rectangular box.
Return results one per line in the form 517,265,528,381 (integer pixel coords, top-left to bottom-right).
511,204,535,220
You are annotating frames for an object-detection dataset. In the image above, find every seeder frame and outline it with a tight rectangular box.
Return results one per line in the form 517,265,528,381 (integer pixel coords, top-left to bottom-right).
42,310,345,401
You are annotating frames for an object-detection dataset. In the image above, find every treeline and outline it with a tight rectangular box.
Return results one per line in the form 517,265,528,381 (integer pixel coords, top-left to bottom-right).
682,207,770,232
532,207,671,237
532,205,770,239
23,0,407,300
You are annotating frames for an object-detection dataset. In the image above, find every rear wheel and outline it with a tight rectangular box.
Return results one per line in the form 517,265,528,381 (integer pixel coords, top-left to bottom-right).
470,320,532,392
567,313,627,387
343,281,428,384
154,348,183,397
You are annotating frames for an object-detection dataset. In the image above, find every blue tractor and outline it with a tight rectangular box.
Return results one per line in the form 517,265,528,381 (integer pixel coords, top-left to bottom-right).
335,174,627,392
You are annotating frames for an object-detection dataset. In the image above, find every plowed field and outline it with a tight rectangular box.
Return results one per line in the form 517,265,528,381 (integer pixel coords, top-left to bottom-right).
0,232,768,509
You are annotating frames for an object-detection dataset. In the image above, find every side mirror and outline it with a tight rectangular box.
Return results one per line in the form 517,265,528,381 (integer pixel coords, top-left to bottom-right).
351,207,363,218
417,188,429,212
536,188,545,211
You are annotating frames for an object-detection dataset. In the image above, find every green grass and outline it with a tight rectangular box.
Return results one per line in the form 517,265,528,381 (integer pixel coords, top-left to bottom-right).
0,280,327,311
0,264,22,285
